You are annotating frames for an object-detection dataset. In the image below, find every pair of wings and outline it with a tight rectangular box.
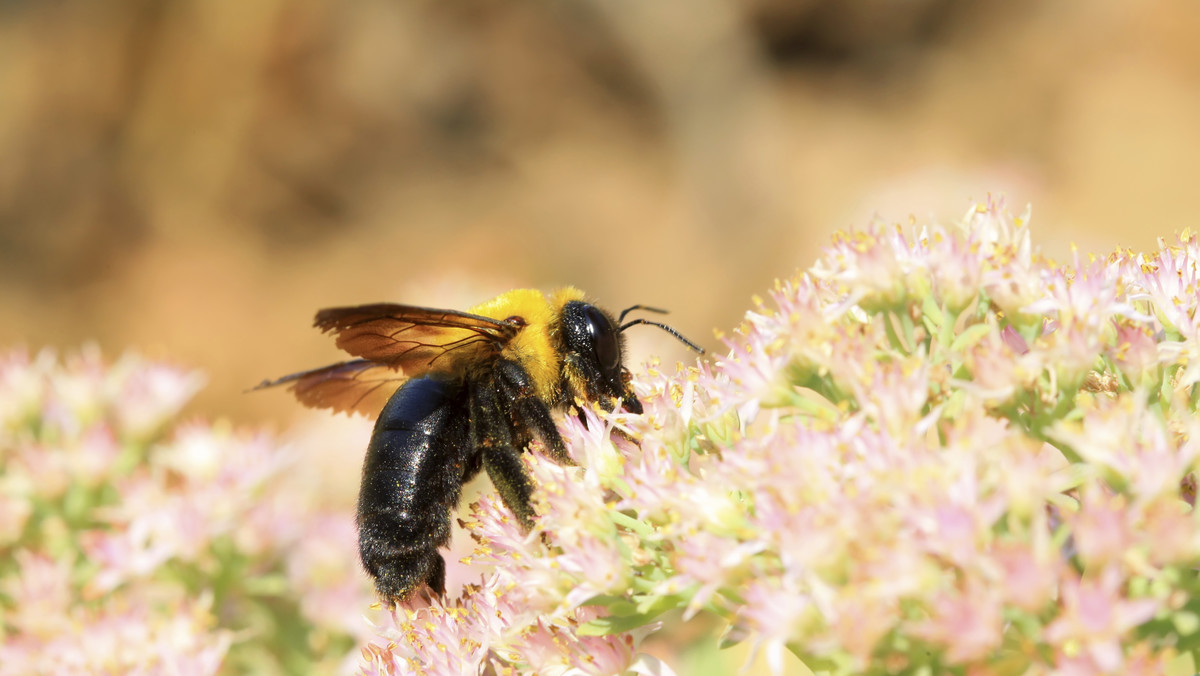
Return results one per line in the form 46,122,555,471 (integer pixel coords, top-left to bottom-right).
255,303,521,417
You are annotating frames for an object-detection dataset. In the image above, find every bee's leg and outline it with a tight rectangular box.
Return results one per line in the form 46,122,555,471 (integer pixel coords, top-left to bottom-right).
472,379,536,530
408,553,446,606
483,441,537,531
493,359,573,466
424,552,446,596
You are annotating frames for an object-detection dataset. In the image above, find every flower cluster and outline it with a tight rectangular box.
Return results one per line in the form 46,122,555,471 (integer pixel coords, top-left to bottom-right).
0,347,375,675
7,198,1200,675
363,200,1200,675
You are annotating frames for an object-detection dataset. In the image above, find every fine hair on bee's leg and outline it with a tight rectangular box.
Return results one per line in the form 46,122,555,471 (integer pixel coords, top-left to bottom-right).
471,373,537,530
492,359,574,466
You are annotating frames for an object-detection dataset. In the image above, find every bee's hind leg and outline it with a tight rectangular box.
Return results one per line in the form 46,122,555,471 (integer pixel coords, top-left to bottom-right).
472,375,537,531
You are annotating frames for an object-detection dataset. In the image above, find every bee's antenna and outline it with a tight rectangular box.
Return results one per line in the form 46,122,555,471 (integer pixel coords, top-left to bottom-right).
620,318,705,355
617,304,669,324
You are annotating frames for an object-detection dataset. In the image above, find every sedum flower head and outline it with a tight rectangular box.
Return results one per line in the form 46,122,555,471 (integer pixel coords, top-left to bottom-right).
9,198,1200,675
0,348,376,675
363,199,1200,675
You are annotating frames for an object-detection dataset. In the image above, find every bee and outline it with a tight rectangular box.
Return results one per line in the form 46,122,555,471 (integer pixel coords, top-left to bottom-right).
256,287,702,605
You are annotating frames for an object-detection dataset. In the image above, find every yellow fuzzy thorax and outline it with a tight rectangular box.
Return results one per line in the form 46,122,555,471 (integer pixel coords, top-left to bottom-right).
468,287,586,403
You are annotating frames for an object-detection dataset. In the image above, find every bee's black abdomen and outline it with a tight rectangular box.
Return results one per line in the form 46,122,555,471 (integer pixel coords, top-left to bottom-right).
357,377,471,603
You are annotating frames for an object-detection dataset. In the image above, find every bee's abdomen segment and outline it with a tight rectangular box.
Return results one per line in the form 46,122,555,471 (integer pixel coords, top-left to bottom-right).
356,511,447,600
357,377,470,603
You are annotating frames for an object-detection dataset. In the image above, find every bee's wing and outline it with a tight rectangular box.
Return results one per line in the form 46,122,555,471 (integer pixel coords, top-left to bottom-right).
253,359,407,417
313,303,518,372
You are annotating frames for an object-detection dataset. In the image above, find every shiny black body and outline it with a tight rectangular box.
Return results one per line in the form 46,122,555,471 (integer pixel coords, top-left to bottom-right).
357,377,467,599
358,358,589,602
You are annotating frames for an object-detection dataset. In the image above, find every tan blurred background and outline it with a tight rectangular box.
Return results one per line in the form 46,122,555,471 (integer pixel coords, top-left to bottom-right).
2,0,1199,424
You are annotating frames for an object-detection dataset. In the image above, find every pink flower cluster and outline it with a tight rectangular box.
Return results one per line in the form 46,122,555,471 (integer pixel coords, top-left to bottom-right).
0,347,375,675
363,200,1200,675
6,198,1200,675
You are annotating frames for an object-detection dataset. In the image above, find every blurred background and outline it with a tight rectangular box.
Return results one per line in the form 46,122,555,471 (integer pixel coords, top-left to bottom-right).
4,0,1200,424
3,0,1200,671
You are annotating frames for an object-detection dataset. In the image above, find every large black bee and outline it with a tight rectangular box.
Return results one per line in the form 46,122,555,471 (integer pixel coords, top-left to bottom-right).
257,287,702,605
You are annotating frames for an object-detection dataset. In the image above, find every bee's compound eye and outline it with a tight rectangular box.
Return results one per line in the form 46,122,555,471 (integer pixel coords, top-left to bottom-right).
583,305,621,374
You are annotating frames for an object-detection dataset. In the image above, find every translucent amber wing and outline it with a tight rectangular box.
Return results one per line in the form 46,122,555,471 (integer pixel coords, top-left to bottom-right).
313,303,517,373
253,359,406,417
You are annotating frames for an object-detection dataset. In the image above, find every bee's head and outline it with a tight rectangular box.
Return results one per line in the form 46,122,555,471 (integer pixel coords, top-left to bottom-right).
558,300,643,414
558,299,705,416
